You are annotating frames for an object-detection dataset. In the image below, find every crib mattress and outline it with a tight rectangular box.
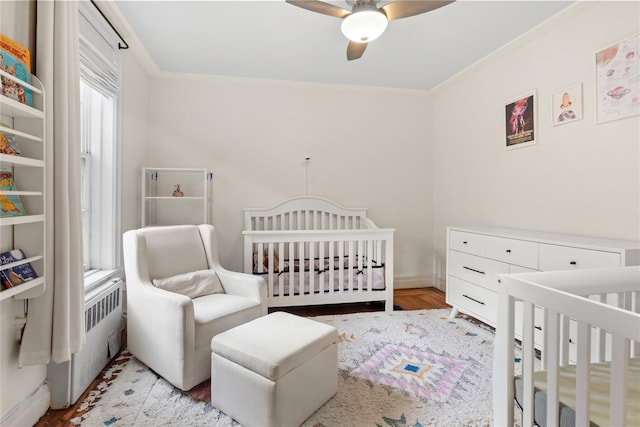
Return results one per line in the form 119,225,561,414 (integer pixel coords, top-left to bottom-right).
254,255,385,296
515,356,640,427
258,266,385,296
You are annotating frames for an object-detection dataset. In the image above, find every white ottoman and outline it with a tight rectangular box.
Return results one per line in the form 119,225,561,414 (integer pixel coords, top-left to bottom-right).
211,311,338,427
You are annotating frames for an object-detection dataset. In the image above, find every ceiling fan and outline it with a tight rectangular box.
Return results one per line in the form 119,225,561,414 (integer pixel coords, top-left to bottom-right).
286,0,454,60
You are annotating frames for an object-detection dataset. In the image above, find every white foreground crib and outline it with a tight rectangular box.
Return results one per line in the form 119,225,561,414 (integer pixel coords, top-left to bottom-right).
493,266,640,427
243,196,394,312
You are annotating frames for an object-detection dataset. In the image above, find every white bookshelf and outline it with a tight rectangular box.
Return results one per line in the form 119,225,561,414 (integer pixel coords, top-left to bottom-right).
0,71,46,301
141,167,211,227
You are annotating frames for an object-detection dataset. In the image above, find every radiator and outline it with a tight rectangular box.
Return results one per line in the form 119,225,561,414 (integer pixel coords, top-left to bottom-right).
48,279,124,408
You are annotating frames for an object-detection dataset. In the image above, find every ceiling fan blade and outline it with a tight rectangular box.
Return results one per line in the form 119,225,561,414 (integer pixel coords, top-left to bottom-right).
286,0,351,19
381,1,454,21
347,41,367,61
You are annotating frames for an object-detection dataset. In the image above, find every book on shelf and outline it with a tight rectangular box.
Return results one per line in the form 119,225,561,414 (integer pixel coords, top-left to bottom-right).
0,33,33,107
0,249,38,290
0,170,26,217
0,130,20,155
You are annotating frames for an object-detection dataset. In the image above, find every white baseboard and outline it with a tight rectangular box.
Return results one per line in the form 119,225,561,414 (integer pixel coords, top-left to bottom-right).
393,275,433,289
0,383,50,427
432,276,446,292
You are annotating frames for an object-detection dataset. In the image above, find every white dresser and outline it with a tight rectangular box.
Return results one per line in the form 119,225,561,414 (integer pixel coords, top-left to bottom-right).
446,226,640,328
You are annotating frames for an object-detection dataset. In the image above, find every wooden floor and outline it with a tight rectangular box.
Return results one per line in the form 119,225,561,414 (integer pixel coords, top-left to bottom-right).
35,287,449,426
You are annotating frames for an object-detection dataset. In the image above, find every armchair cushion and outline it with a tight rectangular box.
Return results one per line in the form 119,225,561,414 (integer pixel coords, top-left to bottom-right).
153,269,224,298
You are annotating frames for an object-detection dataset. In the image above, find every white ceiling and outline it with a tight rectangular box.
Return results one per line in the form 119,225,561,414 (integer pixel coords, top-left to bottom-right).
113,0,573,91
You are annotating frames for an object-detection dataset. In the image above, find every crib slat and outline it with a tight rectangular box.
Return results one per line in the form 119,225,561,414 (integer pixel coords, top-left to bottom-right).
575,321,591,426
278,242,285,299
493,285,515,427
298,241,305,296
267,243,274,300
309,242,315,295
329,241,335,294
631,290,639,357
288,241,295,296
522,301,536,427
595,294,607,362
539,308,547,370
347,240,356,292
610,334,629,426
366,239,373,291
338,241,345,293
356,239,363,292
560,315,570,366
319,241,325,293
546,309,561,427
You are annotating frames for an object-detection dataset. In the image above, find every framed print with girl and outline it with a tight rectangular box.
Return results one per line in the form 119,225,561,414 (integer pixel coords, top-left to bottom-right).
505,91,536,149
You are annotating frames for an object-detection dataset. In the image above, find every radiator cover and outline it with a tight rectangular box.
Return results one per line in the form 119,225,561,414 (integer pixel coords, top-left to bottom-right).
48,279,123,408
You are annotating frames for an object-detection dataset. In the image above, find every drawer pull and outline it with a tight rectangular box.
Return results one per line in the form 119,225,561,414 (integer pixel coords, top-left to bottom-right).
506,249,512,253
463,241,468,244
570,261,577,265
462,294,485,305
463,266,486,275
535,326,542,331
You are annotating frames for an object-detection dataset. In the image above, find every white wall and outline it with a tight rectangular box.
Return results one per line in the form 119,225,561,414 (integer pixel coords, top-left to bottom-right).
431,1,640,288
121,52,150,237
142,76,433,283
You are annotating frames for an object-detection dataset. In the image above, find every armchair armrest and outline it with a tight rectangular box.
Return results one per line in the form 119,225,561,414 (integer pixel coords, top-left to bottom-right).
126,281,198,390
215,266,267,303
197,224,267,314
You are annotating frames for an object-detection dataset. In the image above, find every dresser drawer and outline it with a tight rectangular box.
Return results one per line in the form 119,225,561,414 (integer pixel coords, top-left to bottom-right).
539,244,621,271
510,264,537,273
448,250,509,292
449,230,486,257
447,276,497,325
486,236,538,269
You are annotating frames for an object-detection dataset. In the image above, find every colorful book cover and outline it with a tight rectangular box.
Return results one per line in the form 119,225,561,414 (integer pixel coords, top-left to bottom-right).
0,130,20,155
0,170,26,217
0,34,32,107
0,249,37,289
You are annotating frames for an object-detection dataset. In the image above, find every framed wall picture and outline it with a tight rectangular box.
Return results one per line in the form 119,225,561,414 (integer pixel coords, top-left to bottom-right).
505,91,536,149
552,83,583,126
595,33,639,123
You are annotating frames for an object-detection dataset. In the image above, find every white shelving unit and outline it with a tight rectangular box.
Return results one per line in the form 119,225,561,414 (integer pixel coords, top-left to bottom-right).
0,71,47,301
141,167,211,227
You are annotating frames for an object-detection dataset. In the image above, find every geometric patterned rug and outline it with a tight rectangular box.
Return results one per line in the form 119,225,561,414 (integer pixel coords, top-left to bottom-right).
351,343,472,402
76,308,497,427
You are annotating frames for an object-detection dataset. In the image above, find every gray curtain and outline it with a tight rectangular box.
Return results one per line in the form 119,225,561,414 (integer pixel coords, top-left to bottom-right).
19,0,84,366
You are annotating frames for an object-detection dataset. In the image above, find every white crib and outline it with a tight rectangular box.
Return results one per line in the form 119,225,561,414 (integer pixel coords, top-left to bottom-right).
243,196,394,312
493,266,640,426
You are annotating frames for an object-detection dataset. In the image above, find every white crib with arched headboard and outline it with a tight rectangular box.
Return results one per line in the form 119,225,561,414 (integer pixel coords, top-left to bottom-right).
243,196,394,312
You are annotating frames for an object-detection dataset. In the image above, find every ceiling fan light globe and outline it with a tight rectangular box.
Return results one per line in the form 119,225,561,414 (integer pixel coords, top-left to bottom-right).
341,10,388,43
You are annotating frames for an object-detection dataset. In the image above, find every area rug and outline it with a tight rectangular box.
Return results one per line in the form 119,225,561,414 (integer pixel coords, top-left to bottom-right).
74,309,497,426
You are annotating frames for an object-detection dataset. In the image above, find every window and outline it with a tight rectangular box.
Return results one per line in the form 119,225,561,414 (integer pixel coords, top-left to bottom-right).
79,2,122,290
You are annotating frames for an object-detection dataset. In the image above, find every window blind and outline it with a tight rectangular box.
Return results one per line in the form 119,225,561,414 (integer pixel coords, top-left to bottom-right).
78,4,120,97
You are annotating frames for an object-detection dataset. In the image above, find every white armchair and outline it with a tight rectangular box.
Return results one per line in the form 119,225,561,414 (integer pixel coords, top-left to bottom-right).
122,224,267,391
